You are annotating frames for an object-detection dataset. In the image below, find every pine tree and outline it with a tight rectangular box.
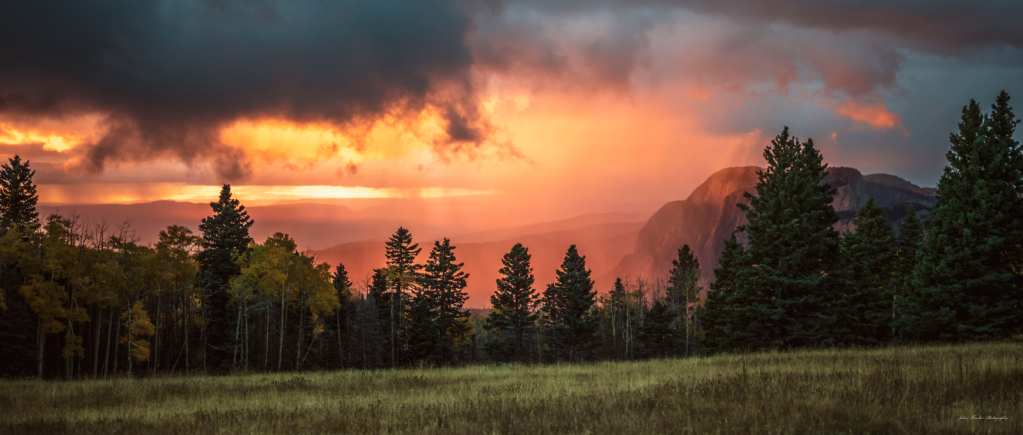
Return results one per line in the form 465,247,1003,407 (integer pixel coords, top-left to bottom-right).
485,243,539,363
892,207,923,337
638,299,676,359
899,92,1023,341
837,198,896,345
332,262,353,367
542,245,597,361
197,184,254,372
605,278,629,360
381,227,422,366
730,127,842,351
702,234,747,352
667,244,700,355
417,238,470,365
0,155,39,230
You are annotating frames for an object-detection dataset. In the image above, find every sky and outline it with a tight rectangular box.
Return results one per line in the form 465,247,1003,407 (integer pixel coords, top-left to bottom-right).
2,0,1022,220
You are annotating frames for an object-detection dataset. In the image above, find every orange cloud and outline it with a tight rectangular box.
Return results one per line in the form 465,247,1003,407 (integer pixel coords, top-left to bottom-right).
0,114,106,153
36,183,494,205
834,100,902,129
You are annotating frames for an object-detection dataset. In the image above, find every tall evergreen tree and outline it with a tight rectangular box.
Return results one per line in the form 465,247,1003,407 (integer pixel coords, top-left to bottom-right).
381,227,421,366
837,198,896,345
332,262,353,366
638,299,677,359
542,245,597,361
702,234,747,352
892,207,923,337
0,155,39,376
899,92,1023,341
0,155,39,230
485,243,539,362
197,184,254,372
412,238,470,365
728,127,842,351
667,244,700,355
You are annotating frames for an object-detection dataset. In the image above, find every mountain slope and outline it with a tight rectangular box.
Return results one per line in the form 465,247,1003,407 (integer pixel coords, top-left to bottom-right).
602,166,936,291
311,220,645,307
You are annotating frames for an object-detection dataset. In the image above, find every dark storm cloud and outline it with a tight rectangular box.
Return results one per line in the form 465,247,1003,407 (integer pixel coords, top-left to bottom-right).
675,0,1023,53
0,0,490,180
468,0,1022,94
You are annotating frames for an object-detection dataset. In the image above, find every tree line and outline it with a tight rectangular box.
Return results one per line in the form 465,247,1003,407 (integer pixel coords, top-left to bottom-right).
0,91,1019,378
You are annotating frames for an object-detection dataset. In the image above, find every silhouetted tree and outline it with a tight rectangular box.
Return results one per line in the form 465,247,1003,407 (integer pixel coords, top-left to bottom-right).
485,243,539,363
0,155,39,230
542,245,597,361
381,227,421,366
667,244,700,355
197,184,254,372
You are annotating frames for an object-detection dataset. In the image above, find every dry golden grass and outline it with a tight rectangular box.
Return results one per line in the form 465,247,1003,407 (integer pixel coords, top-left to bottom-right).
1,342,1020,434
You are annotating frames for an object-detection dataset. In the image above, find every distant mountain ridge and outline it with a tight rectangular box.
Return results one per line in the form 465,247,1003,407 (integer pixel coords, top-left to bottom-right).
602,166,936,290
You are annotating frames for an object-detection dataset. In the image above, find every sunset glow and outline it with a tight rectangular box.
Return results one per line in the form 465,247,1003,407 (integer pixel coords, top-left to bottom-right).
0,0,1019,247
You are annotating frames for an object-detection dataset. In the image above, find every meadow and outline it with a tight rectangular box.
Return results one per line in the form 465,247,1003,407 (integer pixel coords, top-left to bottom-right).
1,342,1020,434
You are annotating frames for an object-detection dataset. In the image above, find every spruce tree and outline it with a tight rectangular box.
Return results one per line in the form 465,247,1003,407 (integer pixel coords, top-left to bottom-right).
638,300,676,359
891,208,923,337
332,262,353,366
542,245,597,361
894,208,923,284
382,227,422,366
606,278,629,360
485,243,538,363
899,92,1023,341
837,198,895,345
702,234,746,352
0,155,39,230
731,127,842,350
414,238,470,365
197,184,254,372
667,244,700,355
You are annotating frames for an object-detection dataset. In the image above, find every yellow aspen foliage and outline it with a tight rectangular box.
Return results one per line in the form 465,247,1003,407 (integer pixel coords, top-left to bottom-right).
20,277,67,334
62,331,85,359
303,261,340,320
120,301,156,362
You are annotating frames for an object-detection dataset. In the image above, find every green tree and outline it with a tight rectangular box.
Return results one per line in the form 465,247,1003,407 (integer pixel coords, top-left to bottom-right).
899,92,1023,341
332,262,354,366
197,184,254,372
485,243,538,363
0,155,39,230
542,245,597,361
702,235,746,352
891,208,923,337
381,227,422,366
412,238,470,365
667,244,701,355
729,127,842,351
638,299,676,359
837,198,896,345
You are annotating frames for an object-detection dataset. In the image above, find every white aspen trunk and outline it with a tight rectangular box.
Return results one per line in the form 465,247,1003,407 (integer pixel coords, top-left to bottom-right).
278,288,286,372
295,292,306,370
36,319,44,379
103,307,113,377
127,302,133,377
184,297,190,373
93,304,102,378
233,303,242,366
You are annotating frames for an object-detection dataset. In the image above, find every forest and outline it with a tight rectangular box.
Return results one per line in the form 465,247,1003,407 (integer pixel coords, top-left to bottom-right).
0,92,1020,380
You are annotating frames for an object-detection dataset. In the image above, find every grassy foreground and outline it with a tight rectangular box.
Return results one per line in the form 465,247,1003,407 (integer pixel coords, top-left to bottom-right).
1,343,1020,434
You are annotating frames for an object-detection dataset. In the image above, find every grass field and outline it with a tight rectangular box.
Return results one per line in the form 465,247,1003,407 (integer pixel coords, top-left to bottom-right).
1,343,1020,434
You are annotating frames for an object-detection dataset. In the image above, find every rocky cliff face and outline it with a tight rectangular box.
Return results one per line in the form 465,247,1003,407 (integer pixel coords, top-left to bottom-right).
602,166,936,290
